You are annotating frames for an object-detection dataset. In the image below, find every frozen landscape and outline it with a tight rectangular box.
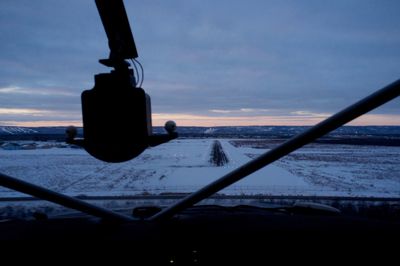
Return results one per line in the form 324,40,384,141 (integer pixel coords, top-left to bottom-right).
1,138,399,198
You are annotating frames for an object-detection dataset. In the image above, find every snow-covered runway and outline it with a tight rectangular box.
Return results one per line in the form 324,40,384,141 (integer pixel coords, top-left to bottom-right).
0,139,399,197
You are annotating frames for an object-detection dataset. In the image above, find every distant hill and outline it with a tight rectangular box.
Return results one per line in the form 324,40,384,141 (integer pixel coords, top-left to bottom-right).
0,127,83,141
0,127,38,135
1,126,400,141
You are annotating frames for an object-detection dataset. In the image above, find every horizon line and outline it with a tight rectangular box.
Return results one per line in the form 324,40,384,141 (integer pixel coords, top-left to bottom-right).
0,124,400,128
1,113,400,127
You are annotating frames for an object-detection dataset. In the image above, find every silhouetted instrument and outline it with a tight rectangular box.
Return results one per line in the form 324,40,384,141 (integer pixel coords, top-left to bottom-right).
66,0,177,163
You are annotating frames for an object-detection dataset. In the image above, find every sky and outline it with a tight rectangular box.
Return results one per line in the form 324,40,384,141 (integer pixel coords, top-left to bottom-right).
0,0,399,127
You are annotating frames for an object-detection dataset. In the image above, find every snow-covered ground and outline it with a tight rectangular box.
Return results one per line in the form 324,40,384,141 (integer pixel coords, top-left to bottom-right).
0,139,399,198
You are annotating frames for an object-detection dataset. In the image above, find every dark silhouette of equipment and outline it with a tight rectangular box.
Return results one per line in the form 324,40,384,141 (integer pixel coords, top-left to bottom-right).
67,0,177,162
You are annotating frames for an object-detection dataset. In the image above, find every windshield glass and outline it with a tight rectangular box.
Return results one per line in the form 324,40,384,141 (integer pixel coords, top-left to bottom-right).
0,0,399,219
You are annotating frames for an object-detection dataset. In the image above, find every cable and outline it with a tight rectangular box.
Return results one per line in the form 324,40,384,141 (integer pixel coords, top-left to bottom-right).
134,58,144,88
130,59,138,87
130,59,140,87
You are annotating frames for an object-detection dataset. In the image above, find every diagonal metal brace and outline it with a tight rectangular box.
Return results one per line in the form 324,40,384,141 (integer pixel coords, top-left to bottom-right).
0,172,134,222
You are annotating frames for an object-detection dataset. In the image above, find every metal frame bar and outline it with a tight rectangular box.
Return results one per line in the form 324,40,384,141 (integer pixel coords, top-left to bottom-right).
0,172,133,222
150,79,400,221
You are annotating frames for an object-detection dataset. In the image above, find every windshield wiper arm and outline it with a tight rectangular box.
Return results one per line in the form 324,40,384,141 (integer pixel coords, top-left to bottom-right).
0,172,133,222
150,79,400,221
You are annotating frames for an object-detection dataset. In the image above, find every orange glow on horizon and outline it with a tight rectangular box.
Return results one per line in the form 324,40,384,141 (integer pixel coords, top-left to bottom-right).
152,113,400,126
3,113,400,127
0,113,400,127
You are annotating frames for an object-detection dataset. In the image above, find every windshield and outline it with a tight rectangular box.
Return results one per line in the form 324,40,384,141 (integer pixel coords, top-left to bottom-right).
0,0,399,220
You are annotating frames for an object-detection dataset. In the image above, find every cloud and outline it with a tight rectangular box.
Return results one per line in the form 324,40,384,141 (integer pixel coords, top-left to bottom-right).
0,1,399,126
0,107,81,126
209,109,232,114
0,85,80,112
290,110,331,118
0,87,20,94
154,113,323,126
0,86,76,96
0,108,50,116
209,108,273,115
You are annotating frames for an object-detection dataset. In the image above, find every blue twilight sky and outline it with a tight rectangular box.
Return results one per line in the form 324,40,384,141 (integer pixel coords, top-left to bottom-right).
0,0,399,126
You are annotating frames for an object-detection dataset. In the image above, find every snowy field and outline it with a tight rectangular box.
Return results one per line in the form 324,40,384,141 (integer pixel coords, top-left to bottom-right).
0,139,399,198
